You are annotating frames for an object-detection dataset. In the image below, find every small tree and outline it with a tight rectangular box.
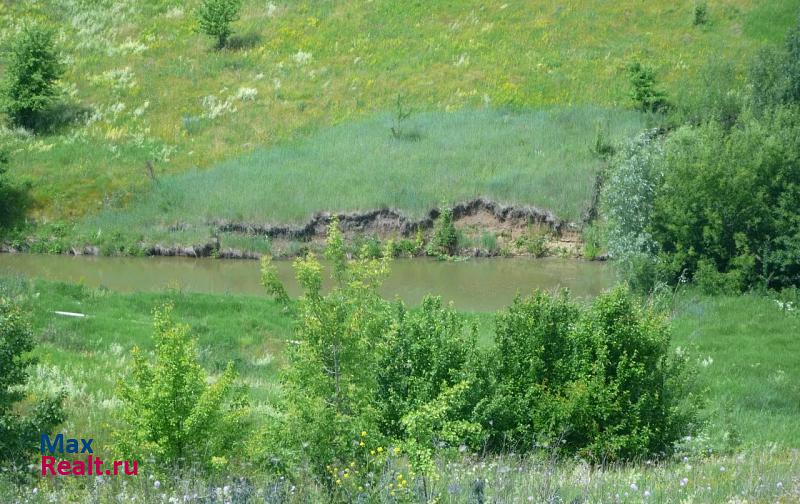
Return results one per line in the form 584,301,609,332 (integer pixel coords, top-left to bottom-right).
0,25,63,130
115,304,248,469
427,207,458,258
627,62,669,113
0,298,65,470
197,0,243,49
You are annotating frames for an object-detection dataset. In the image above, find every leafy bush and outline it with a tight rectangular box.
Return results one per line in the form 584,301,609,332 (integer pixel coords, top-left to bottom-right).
197,0,243,49
377,296,480,441
0,24,63,130
602,131,665,291
651,109,800,289
693,2,708,26
427,207,458,257
115,304,249,469
749,17,800,112
627,62,669,113
477,287,699,461
0,298,65,470
262,221,394,476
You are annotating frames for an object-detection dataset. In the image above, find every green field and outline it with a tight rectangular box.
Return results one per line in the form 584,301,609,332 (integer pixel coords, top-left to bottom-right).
1,276,798,501
1,0,798,226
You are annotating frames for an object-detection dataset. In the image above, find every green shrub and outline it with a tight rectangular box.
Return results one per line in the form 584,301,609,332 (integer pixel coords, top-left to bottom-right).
0,24,63,130
627,62,669,113
377,296,480,440
262,221,394,476
651,109,800,289
693,2,708,26
115,304,249,469
477,287,699,461
427,207,458,258
581,223,603,260
197,0,243,49
0,298,65,470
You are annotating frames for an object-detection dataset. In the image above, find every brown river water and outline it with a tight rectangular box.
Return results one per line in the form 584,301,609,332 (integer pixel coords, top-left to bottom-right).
0,254,615,311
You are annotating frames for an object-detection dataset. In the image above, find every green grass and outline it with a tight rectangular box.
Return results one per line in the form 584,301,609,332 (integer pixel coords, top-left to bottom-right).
1,0,797,222
70,107,644,247
1,277,799,501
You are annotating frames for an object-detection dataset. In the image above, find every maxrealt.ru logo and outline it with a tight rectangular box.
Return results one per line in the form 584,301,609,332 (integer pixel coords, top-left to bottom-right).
40,434,138,476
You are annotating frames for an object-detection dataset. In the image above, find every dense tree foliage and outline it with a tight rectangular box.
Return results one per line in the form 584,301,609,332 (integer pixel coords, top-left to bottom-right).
0,25,63,130
606,17,800,292
115,304,249,469
0,298,65,471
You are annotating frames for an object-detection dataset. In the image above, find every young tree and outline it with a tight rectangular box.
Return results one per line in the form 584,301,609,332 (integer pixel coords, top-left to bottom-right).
197,0,243,49
0,298,65,469
115,304,249,469
0,25,63,130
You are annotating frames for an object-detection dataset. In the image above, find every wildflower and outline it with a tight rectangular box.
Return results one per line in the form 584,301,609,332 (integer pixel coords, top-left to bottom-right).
293,50,312,65
359,441,365,447
719,466,725,472
630,483,638,491
32,488,38,494
377,447,383,453
393,446,401,455
777,481,783,489
680,478,688,487
361,431,367,437
644,490,651,498
154,481,161,489
223,485,230,495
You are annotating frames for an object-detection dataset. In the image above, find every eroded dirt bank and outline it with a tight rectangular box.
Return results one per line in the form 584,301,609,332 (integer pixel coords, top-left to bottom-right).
3,199,597,260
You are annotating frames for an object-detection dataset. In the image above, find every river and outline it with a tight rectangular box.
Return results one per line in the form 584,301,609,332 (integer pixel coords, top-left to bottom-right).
0,254,615,311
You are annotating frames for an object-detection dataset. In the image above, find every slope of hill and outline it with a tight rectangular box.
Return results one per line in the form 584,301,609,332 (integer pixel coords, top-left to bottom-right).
1,0,797,227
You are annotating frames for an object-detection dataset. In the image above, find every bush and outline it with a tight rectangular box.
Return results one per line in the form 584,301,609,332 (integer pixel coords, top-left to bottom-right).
477,287,699,461
627,63,669,113
693,2,708,26
115,304,249,469
651,109,800,290
261,221,395,476
602,131,666,291
377,296,480,441
197,0,243,49
427,207,458,257
0,25,63,130
0,298,65,471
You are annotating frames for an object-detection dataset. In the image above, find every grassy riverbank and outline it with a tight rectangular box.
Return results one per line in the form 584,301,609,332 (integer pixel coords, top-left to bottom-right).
1,276,798,501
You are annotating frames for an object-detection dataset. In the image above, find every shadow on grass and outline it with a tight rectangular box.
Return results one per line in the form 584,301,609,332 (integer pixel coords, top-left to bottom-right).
225,32,262,50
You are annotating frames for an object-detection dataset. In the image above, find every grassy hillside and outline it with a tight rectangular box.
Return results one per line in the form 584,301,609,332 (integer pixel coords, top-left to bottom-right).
74,107,643,248
1,0,798,223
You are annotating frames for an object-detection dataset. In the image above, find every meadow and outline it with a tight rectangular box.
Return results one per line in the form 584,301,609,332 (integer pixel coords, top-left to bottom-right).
0,276,798,501
1,0,798,225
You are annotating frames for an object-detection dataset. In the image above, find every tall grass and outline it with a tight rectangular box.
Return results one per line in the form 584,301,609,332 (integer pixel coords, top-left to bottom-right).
74,107,644,246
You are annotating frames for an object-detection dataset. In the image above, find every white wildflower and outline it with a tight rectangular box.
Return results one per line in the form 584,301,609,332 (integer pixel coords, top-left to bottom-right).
201,95,236,119
165,6,184,18
266,2,278,17
133,101,150,117
234,87,258,101
293,50,312,65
